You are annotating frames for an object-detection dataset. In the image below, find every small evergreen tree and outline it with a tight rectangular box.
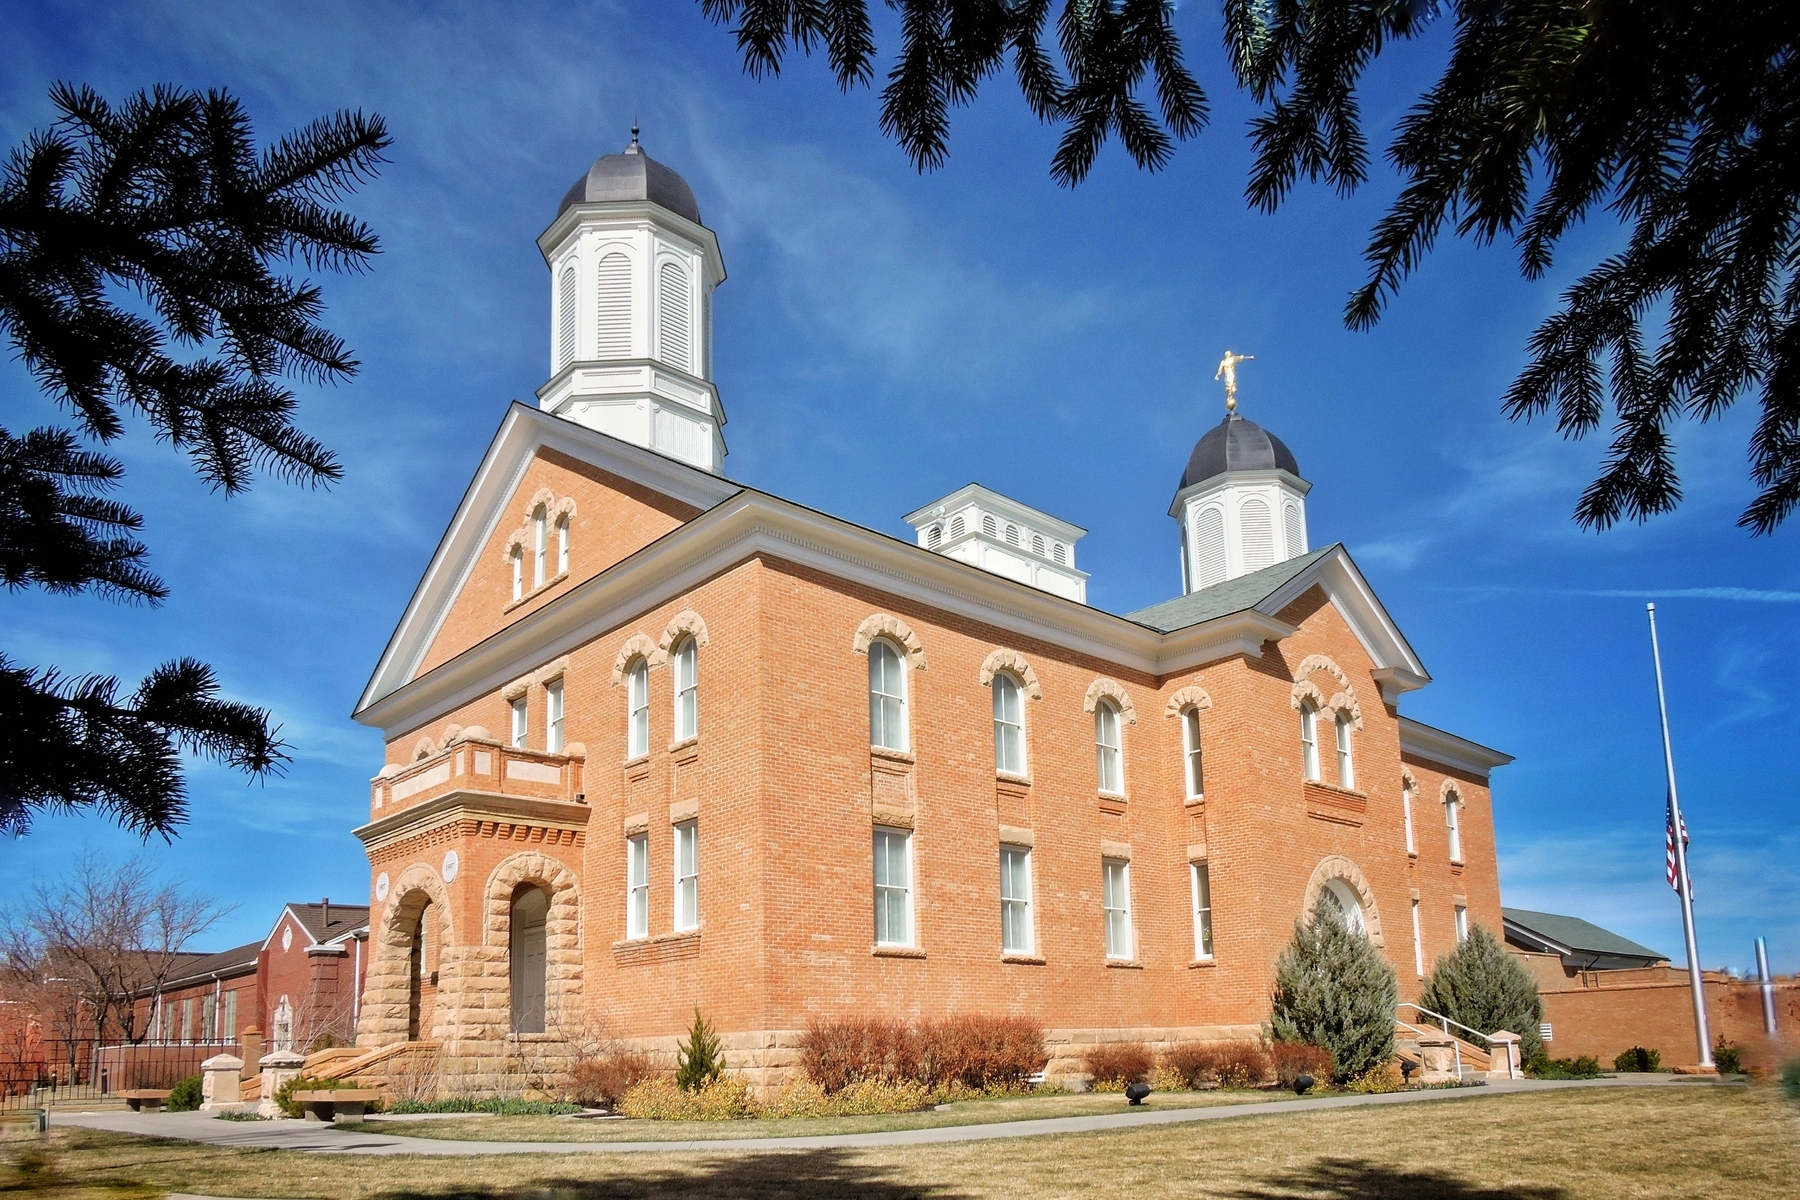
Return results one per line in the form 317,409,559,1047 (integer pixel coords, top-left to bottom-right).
1269,893,1399,1081
674,1007,724,1092
1420,923,1544,1062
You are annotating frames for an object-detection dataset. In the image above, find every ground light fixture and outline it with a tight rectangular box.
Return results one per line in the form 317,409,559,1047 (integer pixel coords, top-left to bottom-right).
1400,1059,1416,1086
1124,1081,1152,1105
1293,1074,1314,1095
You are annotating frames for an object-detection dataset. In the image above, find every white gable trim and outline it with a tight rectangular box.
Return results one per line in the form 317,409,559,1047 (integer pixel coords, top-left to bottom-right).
357,404,739,714
1255,546,1430,699
260,906,317,953
1399,716,1513,778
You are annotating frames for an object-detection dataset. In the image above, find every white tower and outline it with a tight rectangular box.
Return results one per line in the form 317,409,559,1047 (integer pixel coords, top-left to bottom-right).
1171,411,1311,592
535,131,727,472
904,484,1089,603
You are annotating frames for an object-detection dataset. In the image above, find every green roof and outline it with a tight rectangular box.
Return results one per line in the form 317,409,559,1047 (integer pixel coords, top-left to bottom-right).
1125,546,1336,632
1502,908,1666,962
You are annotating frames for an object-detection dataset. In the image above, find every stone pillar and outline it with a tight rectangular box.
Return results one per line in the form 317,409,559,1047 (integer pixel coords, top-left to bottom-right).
1486,1031,1522,1081
256,1049,305,1119
238,1027,264,1079
200,1054,244,1110
1416,1035,1459,1084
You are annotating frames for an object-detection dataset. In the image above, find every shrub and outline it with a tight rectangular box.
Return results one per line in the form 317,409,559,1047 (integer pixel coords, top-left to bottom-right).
1781,1059,1800,1100
619,1075,751,1120
1712,1041,1744,1076
1268,893,1399,1081
1529,1054,1602,1079
675,1008,725,1092
1266,1041,1336,1089
1083,1042,1154,1090
570,1048,658,1108
384,1097,583,1116
1345,1063,1403,1093
213,1109,265,1121
1419,923,1544,1062
1160,1041,1270,1089
167,1075,203,1112
273,1074,360,1118
798,1016,918,1091
916,1014,1048,1092
1614,1046,1661,1073
757,1076,932,1118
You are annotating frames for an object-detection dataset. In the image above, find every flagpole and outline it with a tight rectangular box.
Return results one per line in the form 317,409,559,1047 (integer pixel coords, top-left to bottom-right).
1646,603,1714,1069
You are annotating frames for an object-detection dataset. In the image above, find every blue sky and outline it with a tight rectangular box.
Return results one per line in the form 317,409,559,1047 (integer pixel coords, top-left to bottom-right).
3,1,1795,975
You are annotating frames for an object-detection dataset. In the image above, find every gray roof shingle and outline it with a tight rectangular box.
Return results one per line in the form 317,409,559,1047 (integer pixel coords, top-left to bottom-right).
1502,907,1666,962
1125,546,1335,632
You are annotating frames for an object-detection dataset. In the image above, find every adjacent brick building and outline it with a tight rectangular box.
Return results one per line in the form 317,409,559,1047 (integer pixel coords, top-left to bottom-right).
349,137,1511,1088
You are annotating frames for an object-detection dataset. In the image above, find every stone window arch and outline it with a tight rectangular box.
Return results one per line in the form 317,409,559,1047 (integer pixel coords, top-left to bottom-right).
852,614,928,670
1165,685,1214,717
977,649,1042,699
654,609,710,664
610,634,659,685
1302,856,1384,946
359,863,454,1045
479,852,581,1038
1082,677,1138,724
1167,685,1212,798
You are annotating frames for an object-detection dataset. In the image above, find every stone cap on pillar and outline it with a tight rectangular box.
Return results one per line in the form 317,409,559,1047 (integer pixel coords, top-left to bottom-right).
201,1053,244,1070
259,1049,305,1068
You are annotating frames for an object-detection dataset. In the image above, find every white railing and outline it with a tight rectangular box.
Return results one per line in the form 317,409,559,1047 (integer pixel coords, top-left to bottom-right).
1396,1003,1499,1081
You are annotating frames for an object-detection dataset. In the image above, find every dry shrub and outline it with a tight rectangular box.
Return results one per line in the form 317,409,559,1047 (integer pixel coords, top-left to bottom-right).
617,1075,752,1119
757,1076,931,1118
797,1016,918,1092
569,1047,659,1108
798,1014,1047,1094
1345,1061,1403,1093
1161,1041,1270,1089
1267,1041,1336,1088
1083,1041,1154,1091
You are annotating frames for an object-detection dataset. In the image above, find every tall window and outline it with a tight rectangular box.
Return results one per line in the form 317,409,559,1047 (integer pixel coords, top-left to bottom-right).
1454,905,1469,942
1446,791,1464,862
556,516,569,575
510,696,528,748
869,639,907,751
556,265,577,370
1183,707,1205,798
222,989,237,1039
510,549,523,601
202,994,216,1041
1402,782,1417,854
1411,898,1425,975
1299,700,1320,781
545,680,564,753
1095,699,1123,794
1335,712,1355,789
626,658,649,758
673,636,698,741
532,505,547,588
673,820,699,931
509,885,548,1034
1103,859,1132,959
873,827,912,946
1000,845,1032,954
1191,862,1214,960
182,997,196,1043
626,833,649,939
993,671,1025,774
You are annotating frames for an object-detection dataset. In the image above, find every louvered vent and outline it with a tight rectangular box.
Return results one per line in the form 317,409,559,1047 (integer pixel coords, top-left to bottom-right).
657,261,691,371
927,524,942,548
1052,543,1066,565
982,515,998,537
595,253,631,358
556,266,578,370
950,516,965,537
1283,502,1304,559
1193,507,1227,588
1240,498,1274,572
1031,534,1045,556
1005,525,1019,546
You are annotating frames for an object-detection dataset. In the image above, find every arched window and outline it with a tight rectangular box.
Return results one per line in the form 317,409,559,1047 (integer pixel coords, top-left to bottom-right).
1182,707,1204,798
556,265,577,370
1240,498,1274,572
982,514,998,538
950,515,965,538
508,884,548,1034
1095,699,1123,794
556,516,569,576
545,679,564,753
1031,533,1045,556
672,636,698,740
1005,524,1019,546
595,252,631,357
1283,502,1304,558
1193,507,1226,588
1402,781,1416,854
927,524,942,549
510,549,523,601
1335,712,1355,789
1320,878,1367,937
868,639,907,751
626,657,649,759
1445,790,1463,863
1052,542,1066,564
657,261,691,371
993,670,1025,774
1299,700,1320,781
532,506,548,588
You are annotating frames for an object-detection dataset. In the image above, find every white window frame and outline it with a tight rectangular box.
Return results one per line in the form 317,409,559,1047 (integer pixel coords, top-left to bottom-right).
1335,712,1355,790
1000,845,1032,955
1411,898,1425,975
1300,701,1320,781
533,505,548,588
1402,782,1417,855
556,516,569,575
673,820,699,932
626,657,649,759
510,696,528,748
993,671,1026,775
626,832,649,939
1095,700,1123,795
1190,861,1214,960
868,639,908,752
873,826,913,947
510,549,523,601
545,680,564,753
673,636,698,741
1103,858,1132,960
1183,707,1204,798
1454,904,1469,942
1446,791,1464,863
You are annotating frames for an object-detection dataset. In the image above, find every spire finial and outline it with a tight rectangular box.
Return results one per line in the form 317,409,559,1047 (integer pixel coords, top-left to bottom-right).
1214,350,1254,412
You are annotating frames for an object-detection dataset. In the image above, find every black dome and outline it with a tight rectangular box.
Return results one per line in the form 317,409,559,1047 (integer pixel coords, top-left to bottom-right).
558,141,701,225
1179,413,1301,490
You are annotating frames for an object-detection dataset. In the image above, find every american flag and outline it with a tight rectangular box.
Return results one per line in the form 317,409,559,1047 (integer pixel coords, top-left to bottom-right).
1665,797,1690,892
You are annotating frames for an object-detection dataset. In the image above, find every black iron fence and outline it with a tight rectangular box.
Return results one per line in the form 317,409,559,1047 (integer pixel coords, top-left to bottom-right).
0,1037,227,1111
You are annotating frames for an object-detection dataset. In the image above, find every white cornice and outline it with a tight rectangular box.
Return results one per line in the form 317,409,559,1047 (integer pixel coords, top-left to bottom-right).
353,790,592,853
1398,716,1513,778
536,202,726,286
1258,548,1429,688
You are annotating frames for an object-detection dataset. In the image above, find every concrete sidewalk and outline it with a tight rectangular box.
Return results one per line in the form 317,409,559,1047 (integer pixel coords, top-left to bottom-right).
54,1074,1712,1156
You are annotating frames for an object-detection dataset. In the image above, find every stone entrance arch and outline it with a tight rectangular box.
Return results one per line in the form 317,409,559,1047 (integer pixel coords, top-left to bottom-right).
1301,855,1385,947
466,852,582,1044
358,864,453,1046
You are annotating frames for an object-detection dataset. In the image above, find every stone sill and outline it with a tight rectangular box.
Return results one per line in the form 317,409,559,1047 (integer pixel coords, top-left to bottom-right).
612,929,701,952
1184,795,1205,809
1001,954,1046,966
872,945,925,959
996,772,1032,788
668,736,699,757
870,746,915,765
1304,779,1366,800
622,753,650,772
1188,958,1217,970
1105,959,1143,970
503,571,570,613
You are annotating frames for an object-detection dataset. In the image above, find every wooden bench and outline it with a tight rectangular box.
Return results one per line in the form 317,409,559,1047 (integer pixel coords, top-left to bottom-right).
119,1089,173,1112
289,1089,381,1123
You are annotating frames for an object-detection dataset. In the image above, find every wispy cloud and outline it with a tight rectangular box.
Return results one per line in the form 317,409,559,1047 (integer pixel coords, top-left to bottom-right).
1440,585,1800,604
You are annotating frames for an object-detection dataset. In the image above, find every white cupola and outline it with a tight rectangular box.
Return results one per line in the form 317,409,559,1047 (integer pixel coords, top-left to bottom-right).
904,484,1089,603
1171,410,1311,592
534,130,727,472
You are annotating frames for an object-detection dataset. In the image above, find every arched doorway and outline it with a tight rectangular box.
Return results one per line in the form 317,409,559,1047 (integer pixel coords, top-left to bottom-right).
1319,878,1368,937
509,885,548,1034
404,896,439,1041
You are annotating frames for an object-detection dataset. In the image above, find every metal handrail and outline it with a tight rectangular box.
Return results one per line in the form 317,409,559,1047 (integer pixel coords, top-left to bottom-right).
1397,1002,1490,1046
